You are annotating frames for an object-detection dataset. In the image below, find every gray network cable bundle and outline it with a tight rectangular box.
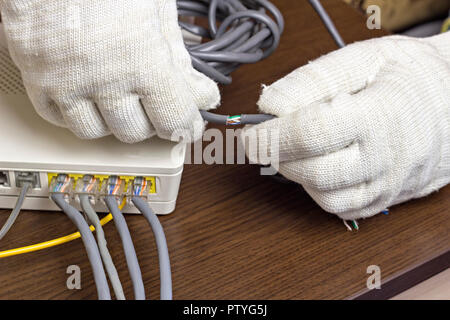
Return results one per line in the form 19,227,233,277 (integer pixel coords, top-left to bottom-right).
183,0,345,125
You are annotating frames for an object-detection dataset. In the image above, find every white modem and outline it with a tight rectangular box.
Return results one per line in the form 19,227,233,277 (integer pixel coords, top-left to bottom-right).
0,24,186,215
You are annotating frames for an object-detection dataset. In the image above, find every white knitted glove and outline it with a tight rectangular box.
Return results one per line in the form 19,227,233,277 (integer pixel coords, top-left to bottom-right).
0,0,219,143
245,33,450,221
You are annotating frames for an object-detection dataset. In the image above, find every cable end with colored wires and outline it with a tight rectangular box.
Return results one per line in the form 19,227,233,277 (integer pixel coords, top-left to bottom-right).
49,174,74,197
343,219,359,232
132,177,151,198
226,115,242,125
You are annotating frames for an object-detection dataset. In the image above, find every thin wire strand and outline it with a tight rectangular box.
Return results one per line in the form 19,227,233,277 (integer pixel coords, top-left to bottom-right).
343,220,352,232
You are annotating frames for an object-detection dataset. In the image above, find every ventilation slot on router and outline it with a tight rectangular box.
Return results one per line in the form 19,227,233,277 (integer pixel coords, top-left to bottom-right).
0,46,26,95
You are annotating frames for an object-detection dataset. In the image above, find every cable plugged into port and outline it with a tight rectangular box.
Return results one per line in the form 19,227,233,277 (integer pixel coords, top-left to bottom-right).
15,171,40,189
1,172,172,299
75,175,99,205
49,174,74,201
132,177,150,197
47,173,156,210
0,177,32,241
100,176,129,209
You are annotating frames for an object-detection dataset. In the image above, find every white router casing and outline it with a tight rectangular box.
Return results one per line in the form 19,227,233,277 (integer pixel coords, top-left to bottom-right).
0,23,186,215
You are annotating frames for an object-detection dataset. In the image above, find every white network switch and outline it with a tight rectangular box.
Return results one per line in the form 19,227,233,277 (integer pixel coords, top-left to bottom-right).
0,24,186,215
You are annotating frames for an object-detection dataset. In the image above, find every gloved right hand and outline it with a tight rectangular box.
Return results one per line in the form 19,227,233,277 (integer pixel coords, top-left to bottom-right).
0,0,219,143
244,33,450,221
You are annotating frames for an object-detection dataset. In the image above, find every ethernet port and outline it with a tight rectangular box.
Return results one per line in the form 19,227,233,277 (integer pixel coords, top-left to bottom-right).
15,171,41,189
0,171,10,187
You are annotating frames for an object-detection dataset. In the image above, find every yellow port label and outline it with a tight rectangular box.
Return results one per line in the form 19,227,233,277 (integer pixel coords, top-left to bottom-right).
47,173,156,194
94,174,110,181
146,176,156,194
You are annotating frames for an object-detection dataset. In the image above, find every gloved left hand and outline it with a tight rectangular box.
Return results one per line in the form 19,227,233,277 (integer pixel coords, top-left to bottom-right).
0,0,219,143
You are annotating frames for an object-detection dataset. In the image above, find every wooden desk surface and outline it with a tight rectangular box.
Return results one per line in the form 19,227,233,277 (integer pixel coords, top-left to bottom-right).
0,0,448,300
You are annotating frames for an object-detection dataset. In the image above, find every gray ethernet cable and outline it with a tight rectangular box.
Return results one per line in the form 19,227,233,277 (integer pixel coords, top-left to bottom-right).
0,182,31,241
180,0,284,85
79,192,125,300
200,110,275,126
51,192,111,300
104,193,146,300
132,197,173,300
308,0,346,48
130,177,172,300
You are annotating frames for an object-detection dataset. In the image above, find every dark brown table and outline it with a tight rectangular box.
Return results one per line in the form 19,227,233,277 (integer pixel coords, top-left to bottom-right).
0,0,448,300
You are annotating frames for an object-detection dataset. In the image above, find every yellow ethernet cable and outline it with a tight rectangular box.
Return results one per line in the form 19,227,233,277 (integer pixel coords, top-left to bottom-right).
442,17,450,33
0,199,126,259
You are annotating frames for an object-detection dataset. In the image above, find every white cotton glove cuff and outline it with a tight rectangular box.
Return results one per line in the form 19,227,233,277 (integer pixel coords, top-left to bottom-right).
0,0,219,143
247,32,450,220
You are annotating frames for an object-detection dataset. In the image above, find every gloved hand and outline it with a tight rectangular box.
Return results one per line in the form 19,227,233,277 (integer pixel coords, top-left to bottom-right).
0,0,219,143
244,33,450,221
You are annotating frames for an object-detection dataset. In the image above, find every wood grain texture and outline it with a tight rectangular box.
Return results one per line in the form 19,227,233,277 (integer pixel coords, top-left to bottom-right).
0,0,448,300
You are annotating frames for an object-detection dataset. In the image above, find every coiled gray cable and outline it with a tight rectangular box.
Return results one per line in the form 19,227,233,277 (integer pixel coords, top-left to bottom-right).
132,197,172,300
182,0,346,125
0,182,31,241
104,196,146,300
80,195,125,300
51,194,111,300
179,0,285,85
